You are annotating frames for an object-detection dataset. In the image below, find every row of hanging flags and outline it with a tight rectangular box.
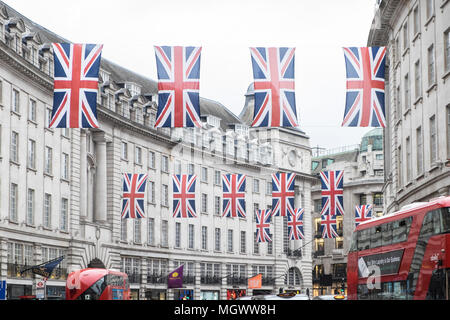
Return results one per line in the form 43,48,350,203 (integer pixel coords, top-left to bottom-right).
48,43,380,239
122,172,306,242
48,44,387,129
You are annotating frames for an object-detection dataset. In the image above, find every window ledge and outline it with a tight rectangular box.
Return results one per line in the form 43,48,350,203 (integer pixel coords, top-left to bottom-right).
402,47,409,58
10,110,21,118
413,96,423,106
441,0,450,10
412,32,421,43
27,119,38,127
442,69,450,83
44,127,54,134
27,167,37,173
44,173,54,179
424,15,435,28
426,83,437,94
403,107,411,117
10,160,20,167
429,164,440,173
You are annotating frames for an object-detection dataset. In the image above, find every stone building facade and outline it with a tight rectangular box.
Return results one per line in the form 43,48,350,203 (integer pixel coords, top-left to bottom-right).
0,2,314,300
368,0,450,214
310,129,385,296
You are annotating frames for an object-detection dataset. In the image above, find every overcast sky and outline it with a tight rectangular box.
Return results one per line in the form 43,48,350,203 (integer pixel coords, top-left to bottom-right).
3,0,378,151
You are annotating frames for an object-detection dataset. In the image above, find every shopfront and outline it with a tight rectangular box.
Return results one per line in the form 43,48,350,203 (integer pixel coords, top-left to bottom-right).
7,284,32,300
226,289,246,300
145,289,167,300
200,290,219,300
174,289,194,300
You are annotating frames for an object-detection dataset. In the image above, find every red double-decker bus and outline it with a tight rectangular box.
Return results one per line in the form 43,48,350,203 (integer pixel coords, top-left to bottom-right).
347,196,450,300
65,268,130,300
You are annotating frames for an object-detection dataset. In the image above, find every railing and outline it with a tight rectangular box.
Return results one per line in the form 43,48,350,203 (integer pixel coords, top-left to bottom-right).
262,277,275,286
313,250,325,258
183,275,196,284
227,276,247,286
7,263,67,280
200,275,221,285
147,274,167,284
127,273,142,284
287,248,302,259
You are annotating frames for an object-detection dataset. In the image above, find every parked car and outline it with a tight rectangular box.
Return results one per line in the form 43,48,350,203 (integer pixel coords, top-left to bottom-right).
312,294,347,300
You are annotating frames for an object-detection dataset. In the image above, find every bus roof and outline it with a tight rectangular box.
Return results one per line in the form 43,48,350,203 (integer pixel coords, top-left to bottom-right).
356,196,450,230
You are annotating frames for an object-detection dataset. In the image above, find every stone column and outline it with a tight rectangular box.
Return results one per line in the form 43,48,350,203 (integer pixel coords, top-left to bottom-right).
80,130,87,218
94,133,107,223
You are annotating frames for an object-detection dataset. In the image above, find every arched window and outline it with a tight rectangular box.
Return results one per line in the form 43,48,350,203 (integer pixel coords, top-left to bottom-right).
285,267,302,286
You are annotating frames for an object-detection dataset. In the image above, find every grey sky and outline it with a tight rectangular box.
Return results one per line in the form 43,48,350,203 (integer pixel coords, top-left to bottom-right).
3,0,378,151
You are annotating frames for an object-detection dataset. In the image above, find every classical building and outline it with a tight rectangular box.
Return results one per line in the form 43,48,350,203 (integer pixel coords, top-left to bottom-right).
368,0,450,214
310,129,385,296
0,1,314,300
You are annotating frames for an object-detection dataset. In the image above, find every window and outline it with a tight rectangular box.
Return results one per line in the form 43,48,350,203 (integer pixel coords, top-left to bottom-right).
62,153,69,180
373,193,383,206
148,218,155,245
162,184,169,207
215,228,221,251
0,80,2,104
267,238,273,255
445,29,450,72
148,151,155,168
396,85,401,120
188,224,194,249
27,188,34,225
430,115,437,164
254,232,259,254
426,0,434,20
134,219,141,243
29,98,36,122
283,216,289,253
406,136,411,182
403,22,409,51
214,170,221,185
240,231,246,254
335,237,344,249
44,193,52,228
121,142,128,160
253,178,260,193
414,60,421,99
397,146,402,187
447,106,450,159
12,89,19,113
161,155,169,172
121,218,127,241
201,193,208,213
201,167,208,182
413,6,420,36
428,45,435,86
417,127,424,175
214,196,221,216
10,131,18,163
60,198,68,231
148,181,155,203
28,139,36,169
45,147,53,175
227,229,233,252
266,181,272,195
46,108,53,127
175,160,181,174
404,73,410,110
10,183,18,222
202,226,208,250
188,163,194,175
360,194,367,205
175,222,181,248
161,220,168,247
135,146,142,165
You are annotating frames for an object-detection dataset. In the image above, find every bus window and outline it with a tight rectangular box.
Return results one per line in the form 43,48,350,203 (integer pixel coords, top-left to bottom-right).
349,232,358,252
381,223,393,246
358,229,370,251
442,208,450,233
370,226,382,248
392,217,412,244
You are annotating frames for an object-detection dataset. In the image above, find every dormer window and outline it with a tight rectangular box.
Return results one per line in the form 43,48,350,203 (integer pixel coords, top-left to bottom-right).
99,70,110,83
206,115,221,128
234,124,249,137
125,82,141,97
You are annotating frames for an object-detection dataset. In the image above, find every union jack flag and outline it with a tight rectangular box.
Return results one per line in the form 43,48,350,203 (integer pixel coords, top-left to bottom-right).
249,47,299,127
287,208,305,240
321,212,339,239
50,43,103,128
255,209,272,243
154,46,202,128
121,174,148,219
173,174,197,218
355,204,373,227
320,170,344,216
222,174,246,218
272,172,296,217
342,46,386,127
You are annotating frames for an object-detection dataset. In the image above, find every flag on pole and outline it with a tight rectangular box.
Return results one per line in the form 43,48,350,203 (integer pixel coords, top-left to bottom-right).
249,47,298,127
154,46,202,128
287,208,305,240
21,256,65,278
342,46,386,127
355,204,373,227
272,172,296,217
248,274,262,289
222,174,246,218
121,173,148,219
168,265,184,289
173,174,197,218
320,170,344,216
50,43,103,128
255,209,272,242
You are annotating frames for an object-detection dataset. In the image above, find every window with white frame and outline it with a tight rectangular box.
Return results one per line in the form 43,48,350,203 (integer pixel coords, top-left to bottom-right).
45,146,52,175
201,167,208,182
430,115,437,164
122,142,128,160
175,222,181,248
227,229,233,252
215,228,221,251
214,196,221,216
162,184,169,207
135,146,142,165
28,139,36,169
148,151,155,169
12,88,19,113
253,178,260,193
60,198,68,231
10,131,18,163
201,193,208,213
240,231,246,254
161,220,168,247
148,218,155,245
188,224,195,249
43,193,52,228
148,181,155,203
214,170,221,185
28,98,36,122
121,218,127,241
134,219,141,243
27,188,34,226
161,155,169,172
202,226,208,250
188,163,195,175
62,152,69,180
10,183,18,222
